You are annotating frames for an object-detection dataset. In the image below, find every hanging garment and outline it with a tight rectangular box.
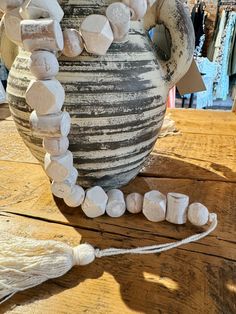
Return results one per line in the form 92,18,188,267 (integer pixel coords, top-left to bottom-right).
195,57,218,108
213,10,227,62
214,11,236,100
228,24,236,76
191,2,206,48
207,8,221,61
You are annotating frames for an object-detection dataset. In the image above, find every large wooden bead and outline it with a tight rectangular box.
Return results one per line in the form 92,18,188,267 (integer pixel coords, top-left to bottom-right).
3,8,22,45
0,0,23,12
80,14,114,56
44,150,73,182
51,167,78,198
126,192,143,214
143,190,166,222
81,186,108,218
30,111,71,138
166,193,189,225
43,137,69,156
29,51,59,80
122,0,147,20
62,29,84,58
188,203,209,226
21,19,64,52
64,185,85,208
26,79,65,115
106,2,130,43
106,189,126,217
19,0,64,22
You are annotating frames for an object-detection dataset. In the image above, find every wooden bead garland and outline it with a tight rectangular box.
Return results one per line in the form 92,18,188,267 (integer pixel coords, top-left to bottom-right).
2,0,214,227
5,0,213,228
0,2,219,302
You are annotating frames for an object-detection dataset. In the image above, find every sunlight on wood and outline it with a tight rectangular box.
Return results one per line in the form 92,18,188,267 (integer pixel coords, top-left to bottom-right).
143,272,179,291
226,282,236,293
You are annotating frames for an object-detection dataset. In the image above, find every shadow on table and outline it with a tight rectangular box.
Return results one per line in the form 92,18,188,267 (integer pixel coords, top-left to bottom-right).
1,160,235,313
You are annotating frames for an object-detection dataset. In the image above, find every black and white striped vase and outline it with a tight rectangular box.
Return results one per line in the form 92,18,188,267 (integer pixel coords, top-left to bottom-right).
6,0,194,190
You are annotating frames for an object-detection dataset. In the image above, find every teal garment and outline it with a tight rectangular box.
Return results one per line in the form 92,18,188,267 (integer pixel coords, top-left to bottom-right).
228,25,236,76
214,12,236,100
196,57,218,108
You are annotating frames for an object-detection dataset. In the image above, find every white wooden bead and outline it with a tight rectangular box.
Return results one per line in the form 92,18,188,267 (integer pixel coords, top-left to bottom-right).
73,244,95,266
106,2,130,43
26,79,65,115
29,51,59,80
188,203,209,226
3,8,22,45
51,167,78,198
64,185,85,208
29,111,71,138
126,192,143,214
44,150,73,182
106,189,126,217
19,0,64,22
43,137,69,156
80,14,114,56
143,190,166,222
62,29,84,58
21,19,64,52
0,0,23,12
166,193,189,225
81,186,108,218
122,0,147,20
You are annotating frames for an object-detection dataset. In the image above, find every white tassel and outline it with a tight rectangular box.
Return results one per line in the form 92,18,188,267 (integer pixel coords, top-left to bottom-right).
0,213,217,304
0,234,95,303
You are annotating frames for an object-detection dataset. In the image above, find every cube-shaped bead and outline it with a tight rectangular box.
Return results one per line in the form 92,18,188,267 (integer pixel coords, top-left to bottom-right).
143,190,166,222
44,150,73,182
19,0,64,21
26,79,65,115
81,186,108,218
80,14,114,56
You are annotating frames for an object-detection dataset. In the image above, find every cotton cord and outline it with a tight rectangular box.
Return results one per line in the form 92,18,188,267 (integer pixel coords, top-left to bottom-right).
0,213,217,304
95,213,217,257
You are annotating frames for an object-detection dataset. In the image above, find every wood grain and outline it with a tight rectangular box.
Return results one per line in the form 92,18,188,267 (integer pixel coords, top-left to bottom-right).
0,109,236,313
142,133,236,182
0,160,235,261
168,109,236,136
0,212,235,314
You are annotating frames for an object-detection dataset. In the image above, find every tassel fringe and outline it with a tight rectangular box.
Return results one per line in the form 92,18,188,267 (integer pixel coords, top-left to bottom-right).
0,213,217,304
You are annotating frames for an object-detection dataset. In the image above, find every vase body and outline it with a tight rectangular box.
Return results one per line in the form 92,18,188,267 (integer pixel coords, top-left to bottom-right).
7,0,193,190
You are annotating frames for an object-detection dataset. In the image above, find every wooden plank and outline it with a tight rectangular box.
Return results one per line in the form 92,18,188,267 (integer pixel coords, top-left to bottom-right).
0,212,235,314
0,120,38,164
169,109,236,136
141,133,236,182
0,160,235,261
1,117,236,182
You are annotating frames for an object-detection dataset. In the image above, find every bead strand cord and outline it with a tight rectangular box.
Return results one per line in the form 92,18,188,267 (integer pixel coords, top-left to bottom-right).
2,0,214,227
0,1,218,303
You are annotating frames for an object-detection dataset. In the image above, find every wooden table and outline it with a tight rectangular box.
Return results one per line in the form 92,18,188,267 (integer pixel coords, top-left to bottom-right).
0,109,235,314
